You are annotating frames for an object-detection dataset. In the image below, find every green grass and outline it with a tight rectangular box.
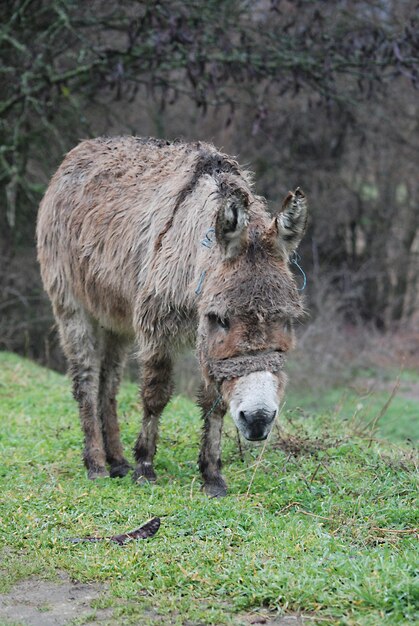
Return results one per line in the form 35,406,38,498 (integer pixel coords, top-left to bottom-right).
287,367,419,444
0,351,418,625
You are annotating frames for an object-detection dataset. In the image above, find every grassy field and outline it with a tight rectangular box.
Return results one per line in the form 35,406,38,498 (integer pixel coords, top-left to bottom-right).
0,351,417,625
286,372,419,445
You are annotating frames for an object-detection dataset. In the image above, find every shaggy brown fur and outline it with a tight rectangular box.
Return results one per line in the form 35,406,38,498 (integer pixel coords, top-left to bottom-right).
37,136,307,494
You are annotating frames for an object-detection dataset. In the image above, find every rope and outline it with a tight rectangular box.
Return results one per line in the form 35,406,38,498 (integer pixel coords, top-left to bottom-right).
291,251,307,291
195,226,216,295
203,393,223,421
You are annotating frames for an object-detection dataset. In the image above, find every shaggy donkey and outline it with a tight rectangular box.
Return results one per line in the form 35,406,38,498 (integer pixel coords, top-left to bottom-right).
37,137,307,496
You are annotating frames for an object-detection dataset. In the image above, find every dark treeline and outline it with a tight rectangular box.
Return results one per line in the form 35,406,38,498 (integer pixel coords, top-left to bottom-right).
1,0,418,368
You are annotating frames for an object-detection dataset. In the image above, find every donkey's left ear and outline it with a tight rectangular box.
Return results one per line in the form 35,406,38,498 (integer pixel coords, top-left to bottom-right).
215,188,250,260
271,188,308,258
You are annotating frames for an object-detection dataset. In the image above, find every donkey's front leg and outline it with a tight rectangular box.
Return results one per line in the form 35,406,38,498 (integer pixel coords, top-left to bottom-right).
198,383,228,497
133,352,173,483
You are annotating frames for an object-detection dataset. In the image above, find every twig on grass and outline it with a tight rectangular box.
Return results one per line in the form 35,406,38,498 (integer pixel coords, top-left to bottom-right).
67,517,161,545
245,610,333,624
297,509,333,521
319,460,339,486
281,452,293,472
190,475,197,500
372,526,418,536
309,462,322,484
303,457,339,493
275,501,302,515
350,370,402,445
275,501,333,521
366,375,401,447
246,434,271,497
299,616,335,623
356,434,417,459
236,426,244,462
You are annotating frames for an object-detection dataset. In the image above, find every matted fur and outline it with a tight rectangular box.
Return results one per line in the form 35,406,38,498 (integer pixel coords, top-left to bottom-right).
37,136,307,494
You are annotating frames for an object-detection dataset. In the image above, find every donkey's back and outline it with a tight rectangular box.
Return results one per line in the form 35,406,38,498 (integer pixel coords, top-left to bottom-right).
37,136,232,336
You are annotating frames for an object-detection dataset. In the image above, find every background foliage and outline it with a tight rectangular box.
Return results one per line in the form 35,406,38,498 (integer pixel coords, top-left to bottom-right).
1,0,418,367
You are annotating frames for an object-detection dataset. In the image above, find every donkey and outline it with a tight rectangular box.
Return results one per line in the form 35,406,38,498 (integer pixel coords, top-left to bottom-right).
37,136,307,496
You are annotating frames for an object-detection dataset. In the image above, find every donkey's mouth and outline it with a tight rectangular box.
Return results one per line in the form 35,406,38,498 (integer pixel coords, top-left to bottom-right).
245,432,269,442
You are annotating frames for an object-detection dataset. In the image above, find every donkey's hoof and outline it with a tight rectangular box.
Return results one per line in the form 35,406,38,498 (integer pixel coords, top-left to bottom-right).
109,460,132,478
87,466,109,480
133,462,157,484
204,478,227,498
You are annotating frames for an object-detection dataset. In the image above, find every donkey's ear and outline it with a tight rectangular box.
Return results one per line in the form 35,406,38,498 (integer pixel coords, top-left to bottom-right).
215,188,250,260
270,188,308,258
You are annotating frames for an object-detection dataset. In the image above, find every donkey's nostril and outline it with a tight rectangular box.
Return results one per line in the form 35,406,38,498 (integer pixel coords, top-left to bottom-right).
239,410,248,423
266,409,277,423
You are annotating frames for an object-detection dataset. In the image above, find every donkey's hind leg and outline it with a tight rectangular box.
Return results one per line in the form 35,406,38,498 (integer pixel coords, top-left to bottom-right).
98,331,132,478
57,310,107,479
133,350,174,483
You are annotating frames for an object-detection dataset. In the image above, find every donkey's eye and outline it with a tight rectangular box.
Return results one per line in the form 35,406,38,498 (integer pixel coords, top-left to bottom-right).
219,317,230,330
207,313,230,330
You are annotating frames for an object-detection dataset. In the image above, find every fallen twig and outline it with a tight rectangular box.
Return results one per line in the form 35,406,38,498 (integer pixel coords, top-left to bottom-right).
366,375,401,447
372,526,418,536
67,516,161,545
236,426,244,462
246,434,270,497
275,501,333,521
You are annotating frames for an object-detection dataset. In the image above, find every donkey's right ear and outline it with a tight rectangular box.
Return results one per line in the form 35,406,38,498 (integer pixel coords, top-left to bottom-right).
215,188,250,260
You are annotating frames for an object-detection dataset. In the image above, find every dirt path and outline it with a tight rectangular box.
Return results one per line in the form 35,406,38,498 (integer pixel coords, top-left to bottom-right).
0,575,112,626
0,576,309,625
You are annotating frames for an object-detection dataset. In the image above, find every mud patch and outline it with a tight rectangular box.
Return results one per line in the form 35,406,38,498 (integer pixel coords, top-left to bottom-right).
0,574,112,626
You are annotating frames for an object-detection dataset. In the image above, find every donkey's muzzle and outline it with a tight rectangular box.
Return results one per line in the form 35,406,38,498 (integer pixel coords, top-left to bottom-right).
239,408,276,441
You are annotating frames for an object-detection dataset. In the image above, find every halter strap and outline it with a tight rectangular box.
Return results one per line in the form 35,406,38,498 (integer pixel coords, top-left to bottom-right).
207,351,285,382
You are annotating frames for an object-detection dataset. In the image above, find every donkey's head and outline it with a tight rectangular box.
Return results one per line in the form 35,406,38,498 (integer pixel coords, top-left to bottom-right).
198,184,308,441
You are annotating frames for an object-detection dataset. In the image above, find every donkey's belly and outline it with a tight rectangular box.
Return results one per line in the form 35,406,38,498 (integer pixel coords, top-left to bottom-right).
70,268,136,337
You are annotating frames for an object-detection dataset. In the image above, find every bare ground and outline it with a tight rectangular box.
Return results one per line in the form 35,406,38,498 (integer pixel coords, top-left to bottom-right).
0,574,112,626
0,575,312,626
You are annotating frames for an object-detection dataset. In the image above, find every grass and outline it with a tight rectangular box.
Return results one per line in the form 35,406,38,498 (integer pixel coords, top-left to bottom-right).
0,351,418,625
287,367,419,444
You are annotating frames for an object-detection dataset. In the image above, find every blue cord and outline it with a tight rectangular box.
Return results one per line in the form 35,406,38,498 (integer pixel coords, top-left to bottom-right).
291,252,307,291
195,227,216,295
195,270,207,296
200,227,216,248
